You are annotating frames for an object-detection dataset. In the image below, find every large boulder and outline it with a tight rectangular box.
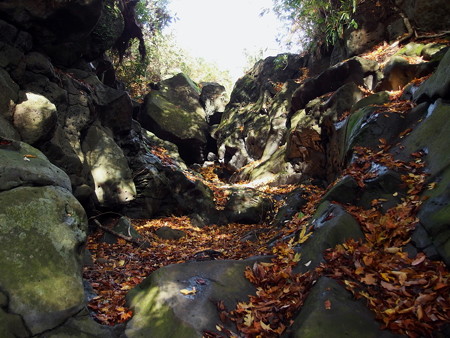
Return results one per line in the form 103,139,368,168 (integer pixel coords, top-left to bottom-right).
13,92,57,145
287,277,401,337
81,123,136,207
399,100,450,265
199,82,228,125
0,0,103,66
139,73,209,164
0,139,71,192
215,54,305,171
0,185,87,335
125,257,270,337
414,48,450,102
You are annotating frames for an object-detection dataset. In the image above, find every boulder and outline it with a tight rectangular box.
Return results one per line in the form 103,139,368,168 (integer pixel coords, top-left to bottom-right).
0,68,19,116
37,308,120,338
155,226,186,240
414,48,450,102
199,82,228,125
0,140,71,192
0,114,20,140
215,54,305,171
118,121,215,220
291,57,380,113
287,277,401,337
399,100,450,265
101,216,143,244
223,187,273,224
82,123,136,207
0,185,87,335
13,92,57,145
400,0,450,32
294,202,364,274
139,73,208,164
125,257,270,337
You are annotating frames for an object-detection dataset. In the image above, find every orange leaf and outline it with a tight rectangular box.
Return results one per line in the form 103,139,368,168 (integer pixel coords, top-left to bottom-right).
324,299,332,310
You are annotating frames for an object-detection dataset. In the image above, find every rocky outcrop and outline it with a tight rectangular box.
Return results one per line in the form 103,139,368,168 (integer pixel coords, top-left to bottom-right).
0,141,87,335
125,257,270,337
139,73,210,164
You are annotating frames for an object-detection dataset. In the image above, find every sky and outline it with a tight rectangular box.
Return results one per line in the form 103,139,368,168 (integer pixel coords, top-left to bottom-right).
165,0,291,81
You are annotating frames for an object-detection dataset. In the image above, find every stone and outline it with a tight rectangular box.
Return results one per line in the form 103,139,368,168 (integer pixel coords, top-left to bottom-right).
199,82,228,125
294,202,364,273
125,257,270,337
13,92,57,145
272,187,307,227
102,217,143,244
155,226,186,240
82,123,136,207
414,48,450,102
0,140,71,192
291,57,379,112
0,186,87,335
139,73,208,164
223,187,273,224
0,114,20,140
0,68,19,117
287,277,401,337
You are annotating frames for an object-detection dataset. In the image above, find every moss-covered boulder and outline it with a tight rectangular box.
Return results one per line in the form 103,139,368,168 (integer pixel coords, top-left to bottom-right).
126,257,270,337
0,140,71,192
82,123,136,207
0,186,87,335
414,48,450,102
400,100,450,265
139,73,208,164
287,277,402,337
294,202,364,274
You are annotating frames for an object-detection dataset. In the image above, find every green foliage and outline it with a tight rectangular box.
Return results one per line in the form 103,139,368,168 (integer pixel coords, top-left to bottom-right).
108,1,232,100
111,32,233,100
272,0,358,51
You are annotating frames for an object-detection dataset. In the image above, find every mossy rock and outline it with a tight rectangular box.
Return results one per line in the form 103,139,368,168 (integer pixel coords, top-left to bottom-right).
0,186,87,335
287,277,402,337
294,202,364,274
0,140,71,192
126,257,270,337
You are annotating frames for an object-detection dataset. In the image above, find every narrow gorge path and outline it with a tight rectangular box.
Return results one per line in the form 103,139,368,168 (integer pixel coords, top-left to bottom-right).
83,162,315,325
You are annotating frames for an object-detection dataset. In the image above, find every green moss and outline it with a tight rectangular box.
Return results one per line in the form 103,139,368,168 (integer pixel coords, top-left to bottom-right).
0,186,86,333
145,92,206,142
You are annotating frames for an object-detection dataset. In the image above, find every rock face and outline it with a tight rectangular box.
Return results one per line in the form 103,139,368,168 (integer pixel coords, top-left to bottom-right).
0,1,450,337
139,73,210,164
125,257,269,337
0,140,87,335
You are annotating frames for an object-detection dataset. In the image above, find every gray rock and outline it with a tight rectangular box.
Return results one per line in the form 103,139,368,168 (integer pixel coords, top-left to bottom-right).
155,226,186,240
13,92,57,145
0,114,20,140
414,48,450,102
126,257,271,337
0,140,71,192
199,82,228,125
0,68,19,117
0,186,87,335
102,217,143,244
37,308,121,338
294,202,364,273
223,187,273,224
139,73,208,164
82,123,136,207
287,277,402,337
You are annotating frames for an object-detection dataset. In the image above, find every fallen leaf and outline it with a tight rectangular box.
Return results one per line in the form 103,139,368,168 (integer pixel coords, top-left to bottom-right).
324,299,332,310
180,287,197,295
